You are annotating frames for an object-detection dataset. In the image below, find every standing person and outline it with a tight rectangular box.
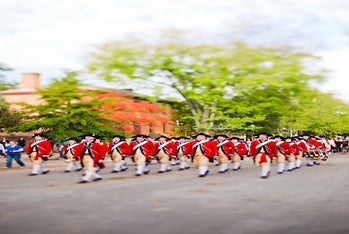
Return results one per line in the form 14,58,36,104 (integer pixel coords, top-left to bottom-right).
108,135,131,173
0,141,6,157
249,132,277,179
185,133,219,177
213,134,235,173
63,137,84,173
129,134,154,176
78,133,104,183
5,140,25,168
56,140,65,158
17,137,26,148
174,136,191,170
231,137,249,171
152,135,174,173
1,137,9,148
26,133,52,176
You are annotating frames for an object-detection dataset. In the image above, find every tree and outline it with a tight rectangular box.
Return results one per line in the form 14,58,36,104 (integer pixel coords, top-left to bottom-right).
87,40,341,133
0,63,17,91
9,72,120,141
0,103,23,132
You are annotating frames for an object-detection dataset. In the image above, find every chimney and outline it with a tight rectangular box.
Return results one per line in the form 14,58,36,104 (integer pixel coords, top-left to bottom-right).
20,73,40,88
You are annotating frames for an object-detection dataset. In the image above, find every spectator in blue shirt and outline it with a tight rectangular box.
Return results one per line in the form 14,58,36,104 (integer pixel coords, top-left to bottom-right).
5,140,25,168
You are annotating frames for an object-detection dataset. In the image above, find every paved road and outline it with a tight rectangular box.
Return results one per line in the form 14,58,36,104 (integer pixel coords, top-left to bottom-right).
1,154,349,234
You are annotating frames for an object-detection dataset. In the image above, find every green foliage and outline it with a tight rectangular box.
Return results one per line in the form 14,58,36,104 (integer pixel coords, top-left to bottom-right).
9,72,120,141
0,63,17,90
0,103,23,132
85,40,349,135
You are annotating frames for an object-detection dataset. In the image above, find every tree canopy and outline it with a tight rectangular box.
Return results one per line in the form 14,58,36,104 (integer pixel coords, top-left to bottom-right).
9,72,120,141
0,63,17,91
85,40,349,136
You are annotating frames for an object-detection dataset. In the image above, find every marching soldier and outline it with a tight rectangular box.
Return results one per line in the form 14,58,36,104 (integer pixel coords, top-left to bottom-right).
184,133,219,177
213,134,235,173
301,134,319,166
129,134,154,176
174,136,191,170
170,137,179,166
231,137,248,171
312,136,326,165
152,135,174,173
319,135,332,161
94,135,108,172
249,132,277,179
63,137,84,173
108,135,131,173
27,133,53,176
296,136,307,168
78,133,104,183
274,136,291,174
285,136,297,171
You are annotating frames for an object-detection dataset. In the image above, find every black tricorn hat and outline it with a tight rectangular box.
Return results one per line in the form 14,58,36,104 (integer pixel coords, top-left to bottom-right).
274,135,285,140
81,133,97,138
193,132,211,138
177,136,190,140
33,133,45,138
300,132,312,137
65,137,77,141
110,135,125,140
214,133,229,138
132,134,148,138
253,131,272,137
155,135,170,141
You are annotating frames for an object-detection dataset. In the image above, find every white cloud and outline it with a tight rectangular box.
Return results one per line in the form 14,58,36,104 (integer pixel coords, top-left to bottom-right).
0,0,349,100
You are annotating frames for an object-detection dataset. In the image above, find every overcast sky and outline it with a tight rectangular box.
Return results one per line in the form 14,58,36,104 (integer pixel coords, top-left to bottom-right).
1,0,348,100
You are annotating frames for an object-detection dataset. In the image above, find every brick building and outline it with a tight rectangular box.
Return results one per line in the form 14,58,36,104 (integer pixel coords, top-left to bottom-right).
0,73,175,137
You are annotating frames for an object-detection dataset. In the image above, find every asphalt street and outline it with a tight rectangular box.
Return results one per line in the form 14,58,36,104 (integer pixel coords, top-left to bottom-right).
1,154,349,234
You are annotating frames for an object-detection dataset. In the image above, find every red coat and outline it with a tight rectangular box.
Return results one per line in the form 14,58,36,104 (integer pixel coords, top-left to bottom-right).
234,142,248,157
82,141,104,166
152,141,174,157
129,140,154,159
173,141,191,155
315,139,326,150
213,139,236,157
297,140,308,152
26,140,52,160
96,142,109,159
306,138,320,149
289,142,300,155
249,139,278,163
184,139,219,159
276,141,291,157
64,142,85,159
108,140,132,156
